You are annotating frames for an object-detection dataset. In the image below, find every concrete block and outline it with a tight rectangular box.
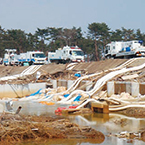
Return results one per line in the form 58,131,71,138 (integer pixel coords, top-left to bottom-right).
0,103,4,113
86,81,93,91
50,80,57,89
67,80,74,89
126,82,131,94
131,82,139,97
107,81,114,97
0,83,46,98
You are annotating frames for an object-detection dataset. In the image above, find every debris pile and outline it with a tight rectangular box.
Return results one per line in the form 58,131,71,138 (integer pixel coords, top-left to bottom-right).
1,58,145,143
107,130,145,142
1,58,145,116
0,113,105,144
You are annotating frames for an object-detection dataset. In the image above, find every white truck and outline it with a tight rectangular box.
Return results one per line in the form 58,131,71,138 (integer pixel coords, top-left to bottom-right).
3,49,47,66
17,51,47,65
3,49,19,66
105,40,145,59
48,46,85,63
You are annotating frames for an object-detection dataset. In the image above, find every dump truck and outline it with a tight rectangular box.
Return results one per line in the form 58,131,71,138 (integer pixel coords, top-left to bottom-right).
105,40,145,59
3,49,47,66
48,46,85,63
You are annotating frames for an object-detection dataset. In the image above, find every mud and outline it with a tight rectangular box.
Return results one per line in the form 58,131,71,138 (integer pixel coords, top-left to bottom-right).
0,113,105,145
116,107,145,117
0,58,145,84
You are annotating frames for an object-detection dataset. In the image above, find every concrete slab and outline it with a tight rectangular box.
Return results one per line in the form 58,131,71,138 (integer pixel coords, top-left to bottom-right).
0,83,46,98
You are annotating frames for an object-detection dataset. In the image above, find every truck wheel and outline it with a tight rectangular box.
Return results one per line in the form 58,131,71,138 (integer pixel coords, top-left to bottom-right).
106,55,111,59
55,60,59,64
20,62,24,66
9,63,13,66
66,59,71,63
4,63,7,66
29,61,34,65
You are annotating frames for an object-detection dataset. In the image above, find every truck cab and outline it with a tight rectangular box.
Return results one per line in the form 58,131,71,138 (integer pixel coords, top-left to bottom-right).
28,51,47,65
18,51,47,65
62,46,84,62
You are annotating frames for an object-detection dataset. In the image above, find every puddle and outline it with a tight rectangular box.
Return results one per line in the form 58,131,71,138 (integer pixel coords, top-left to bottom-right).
6,101,145,145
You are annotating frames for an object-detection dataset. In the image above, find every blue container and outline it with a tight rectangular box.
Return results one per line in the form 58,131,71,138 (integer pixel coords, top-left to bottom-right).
23,62,29,66
126,47,131,52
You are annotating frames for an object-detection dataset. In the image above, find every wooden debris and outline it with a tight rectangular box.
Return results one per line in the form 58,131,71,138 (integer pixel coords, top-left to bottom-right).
0,114,105,144
62,108,92,115
121,73,139,80
91,102,109,114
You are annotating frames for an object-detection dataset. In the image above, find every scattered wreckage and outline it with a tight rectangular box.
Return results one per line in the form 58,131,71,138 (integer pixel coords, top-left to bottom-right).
0,58,145,115
0,58,145,143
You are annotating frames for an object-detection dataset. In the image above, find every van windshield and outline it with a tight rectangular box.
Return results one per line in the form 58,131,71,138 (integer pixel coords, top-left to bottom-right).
34,53,46,58
72,50,84,56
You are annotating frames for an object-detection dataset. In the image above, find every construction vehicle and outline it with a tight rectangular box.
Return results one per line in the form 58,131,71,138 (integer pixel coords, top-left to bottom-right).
105,40,145,59
3,49,47,66
48,46,84,63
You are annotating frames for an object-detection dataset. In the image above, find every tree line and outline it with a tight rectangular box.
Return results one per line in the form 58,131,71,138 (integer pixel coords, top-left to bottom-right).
0,22,145,61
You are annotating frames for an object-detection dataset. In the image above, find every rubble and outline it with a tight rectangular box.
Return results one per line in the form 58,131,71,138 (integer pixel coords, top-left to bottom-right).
107,130,145,142
1,58,144,117
0,58,145,143
0,113,105,144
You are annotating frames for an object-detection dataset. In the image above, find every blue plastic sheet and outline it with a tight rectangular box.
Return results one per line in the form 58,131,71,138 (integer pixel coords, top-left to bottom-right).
74,73,81,77
74,94,81,101
45,95,50,98
27,89,42,97
64,94,70,98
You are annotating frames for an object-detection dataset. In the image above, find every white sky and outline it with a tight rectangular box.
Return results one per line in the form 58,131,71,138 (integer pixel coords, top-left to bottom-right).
0,0,145,34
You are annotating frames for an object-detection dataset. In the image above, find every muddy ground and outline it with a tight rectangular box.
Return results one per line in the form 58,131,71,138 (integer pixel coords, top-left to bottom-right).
0,59,128,77
116,107,145,117
0,58,145,84
0,113,105,145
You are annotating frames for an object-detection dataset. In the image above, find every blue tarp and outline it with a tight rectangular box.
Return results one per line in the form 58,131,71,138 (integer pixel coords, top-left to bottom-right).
64,94,70,98
74,94,81,102
139,40,143,44
74,73,81,77
27,89,42,97
126,47,131,52
45,95,50,98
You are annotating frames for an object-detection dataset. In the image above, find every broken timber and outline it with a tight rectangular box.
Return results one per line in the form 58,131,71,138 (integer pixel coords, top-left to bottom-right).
61,102,109,115
62,108,91,114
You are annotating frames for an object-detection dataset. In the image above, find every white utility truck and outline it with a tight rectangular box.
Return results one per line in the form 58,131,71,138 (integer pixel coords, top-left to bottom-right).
48,46,84,63
17,51,47,65
3,49,47,66
3,49,19,66
105,40,145,59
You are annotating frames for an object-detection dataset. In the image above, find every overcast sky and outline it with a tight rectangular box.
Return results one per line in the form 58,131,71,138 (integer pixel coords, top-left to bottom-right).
0,0,145,34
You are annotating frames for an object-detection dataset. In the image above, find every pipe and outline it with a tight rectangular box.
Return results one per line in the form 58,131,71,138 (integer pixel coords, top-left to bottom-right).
59,58,145,104
109,104,145,112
